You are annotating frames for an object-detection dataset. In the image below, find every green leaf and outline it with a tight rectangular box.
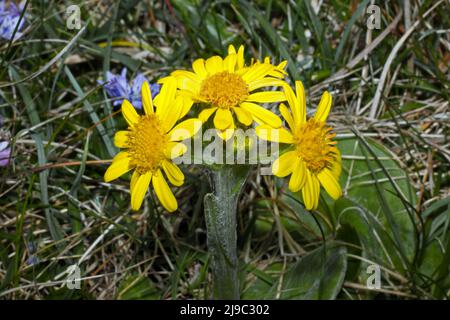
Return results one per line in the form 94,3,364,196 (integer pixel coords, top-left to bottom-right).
334,137,417,267
117,275,160,300
269,244,347,299
420,198,450,298
336,197,406,276
242,263,282,300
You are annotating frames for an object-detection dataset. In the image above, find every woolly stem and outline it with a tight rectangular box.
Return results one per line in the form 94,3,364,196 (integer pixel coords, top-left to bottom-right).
204,165,250,299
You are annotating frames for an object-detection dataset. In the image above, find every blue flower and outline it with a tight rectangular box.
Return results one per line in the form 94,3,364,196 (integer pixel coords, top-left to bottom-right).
0,116,11,167
0,1,26,41
98,68,160,110
0,141,10,167
27,255,40,266
150,83,161,98
26,241,40,266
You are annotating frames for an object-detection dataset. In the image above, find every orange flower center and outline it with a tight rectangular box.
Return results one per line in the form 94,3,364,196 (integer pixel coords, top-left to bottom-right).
127,114,167,174
293,119,337,174
199,71,249,109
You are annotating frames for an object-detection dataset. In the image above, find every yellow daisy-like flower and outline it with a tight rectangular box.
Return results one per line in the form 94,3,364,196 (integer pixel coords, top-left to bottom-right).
104,78,201,212
228,45,288,78
162,45,287,139
256,81,342,210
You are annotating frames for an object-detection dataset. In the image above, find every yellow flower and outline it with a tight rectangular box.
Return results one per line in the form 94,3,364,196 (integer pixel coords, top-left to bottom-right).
161,45,287,139
104,79,201,212
256,81,342,210
228,45,288,78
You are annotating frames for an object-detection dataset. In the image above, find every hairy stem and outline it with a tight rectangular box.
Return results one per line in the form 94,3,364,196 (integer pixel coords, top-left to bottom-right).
204,165,250,300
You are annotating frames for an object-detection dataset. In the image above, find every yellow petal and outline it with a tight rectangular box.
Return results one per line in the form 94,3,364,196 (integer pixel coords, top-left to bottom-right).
268,60,288,78
171,70,201,84
179,96,193,118
155,77,177,117
237,45,245,69
141,81,154,115
240,102,282,128
112,151,129,162
317,168,342,200
214,108,233,130
228,44,236,55
162,160,184,186
330,149,342,177
164,142,188,159
314,91,332,122
162,96,183,132
295,81,306,123
279,103,295,131
217,128,235,141
251,114,267,126
332,160,342,182
288,158,307,192
130,170,140,193
283,83,301,124
248,78,286,91
205,56,223,74
131,171,152,211
246,91,286,104
233,107,252,126
199,107,218,123
332,160,342,179
241,63,274,83
255,125,294,143
157,75,171,85
104,156,132,182
152,170,178,212
301,171,313,210
121,100,139,126
272,151,297,177
169,118,202,141
192,58,207,79
114,131,129,148
277,60,288,71
301,170,320,210
223,53,237,73
175,77,201,93
311,174,321,209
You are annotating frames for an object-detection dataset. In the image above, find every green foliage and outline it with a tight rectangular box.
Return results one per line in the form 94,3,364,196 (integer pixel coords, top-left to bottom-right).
243,244,347,300
271,244,347,299
334,137,417,274
117,274,160,300
0,0,448,300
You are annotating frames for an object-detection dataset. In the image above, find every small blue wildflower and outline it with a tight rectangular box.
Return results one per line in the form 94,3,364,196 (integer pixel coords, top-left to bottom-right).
98,68,160,110
27,255,40,266
0,115,11,167
0,141,11,167
102,68,129,104
150,83,161,99
27,240,36,253
0,1,26,41
26,241,39,266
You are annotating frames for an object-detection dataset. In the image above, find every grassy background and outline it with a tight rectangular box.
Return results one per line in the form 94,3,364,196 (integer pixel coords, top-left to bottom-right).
0,0,449,299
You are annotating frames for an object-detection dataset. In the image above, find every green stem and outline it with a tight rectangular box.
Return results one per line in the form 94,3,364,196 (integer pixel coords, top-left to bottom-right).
204,165,250,300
